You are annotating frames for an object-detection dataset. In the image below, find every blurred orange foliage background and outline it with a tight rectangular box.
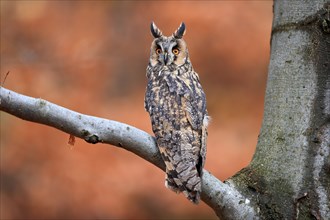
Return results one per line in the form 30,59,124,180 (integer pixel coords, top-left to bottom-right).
1,1,272,219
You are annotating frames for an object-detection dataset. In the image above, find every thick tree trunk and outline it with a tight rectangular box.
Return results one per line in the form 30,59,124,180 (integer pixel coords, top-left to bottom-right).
229,1,329,219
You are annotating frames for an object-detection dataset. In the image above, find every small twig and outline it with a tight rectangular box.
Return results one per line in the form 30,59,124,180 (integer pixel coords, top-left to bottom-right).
68,134,76,148
1,71,10,86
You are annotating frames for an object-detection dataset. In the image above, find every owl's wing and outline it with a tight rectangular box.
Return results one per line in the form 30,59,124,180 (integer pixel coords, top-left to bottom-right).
145,66,157,113
183,97,203,130
144,80,153,113
182,72,209,175
183,97,208,185
180,75,207,131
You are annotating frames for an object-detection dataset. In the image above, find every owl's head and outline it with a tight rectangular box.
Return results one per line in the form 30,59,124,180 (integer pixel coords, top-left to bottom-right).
149,22,189,68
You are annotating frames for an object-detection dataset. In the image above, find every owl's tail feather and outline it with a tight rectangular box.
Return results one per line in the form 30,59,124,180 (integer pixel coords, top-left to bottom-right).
165,172,201,204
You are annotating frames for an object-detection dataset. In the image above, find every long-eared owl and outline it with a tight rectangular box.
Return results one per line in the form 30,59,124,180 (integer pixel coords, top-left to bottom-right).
144,22,209,204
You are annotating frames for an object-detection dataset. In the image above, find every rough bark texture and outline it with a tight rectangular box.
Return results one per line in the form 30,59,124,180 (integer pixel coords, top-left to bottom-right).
230,1,330,219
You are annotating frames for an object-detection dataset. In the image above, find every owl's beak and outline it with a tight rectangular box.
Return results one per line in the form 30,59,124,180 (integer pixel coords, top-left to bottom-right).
163,52,169,65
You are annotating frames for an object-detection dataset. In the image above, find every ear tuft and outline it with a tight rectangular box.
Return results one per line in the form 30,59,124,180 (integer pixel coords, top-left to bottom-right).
150,21,163,38
173,22,186,39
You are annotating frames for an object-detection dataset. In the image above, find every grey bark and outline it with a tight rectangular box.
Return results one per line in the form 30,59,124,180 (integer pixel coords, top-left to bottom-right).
230,1,330,219
1,1,329,219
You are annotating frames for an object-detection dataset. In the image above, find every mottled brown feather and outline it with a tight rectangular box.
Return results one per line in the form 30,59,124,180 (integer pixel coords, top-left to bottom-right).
145,22,208,204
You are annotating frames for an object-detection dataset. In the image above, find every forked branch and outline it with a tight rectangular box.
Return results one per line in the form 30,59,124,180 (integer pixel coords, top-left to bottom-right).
0,86,257,219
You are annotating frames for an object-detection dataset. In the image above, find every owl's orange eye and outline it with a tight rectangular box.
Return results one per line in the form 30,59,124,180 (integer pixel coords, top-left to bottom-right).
156,48,162,54
172,48,179,55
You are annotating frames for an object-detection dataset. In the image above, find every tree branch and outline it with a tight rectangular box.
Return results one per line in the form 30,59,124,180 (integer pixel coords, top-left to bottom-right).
0,86,257,219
